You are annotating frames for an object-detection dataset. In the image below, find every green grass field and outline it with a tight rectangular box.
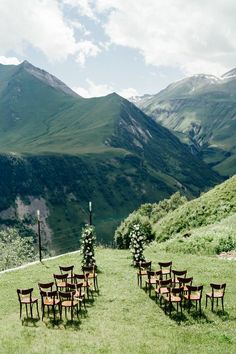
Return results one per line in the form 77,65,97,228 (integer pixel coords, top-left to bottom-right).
0,246,235,354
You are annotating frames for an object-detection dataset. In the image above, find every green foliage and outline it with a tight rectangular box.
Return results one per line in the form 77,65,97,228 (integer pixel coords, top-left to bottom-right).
80,224,96,266
155,176,236,242
115,192,187,248
129,223,146,263
216,235,236,254
0,228,36,271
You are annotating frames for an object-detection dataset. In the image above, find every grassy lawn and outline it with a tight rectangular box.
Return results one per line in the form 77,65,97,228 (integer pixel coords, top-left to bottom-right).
0,246,236,354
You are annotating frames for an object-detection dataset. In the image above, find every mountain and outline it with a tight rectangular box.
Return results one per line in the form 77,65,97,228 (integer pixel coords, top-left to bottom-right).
0,62,222,254
131,70,236,176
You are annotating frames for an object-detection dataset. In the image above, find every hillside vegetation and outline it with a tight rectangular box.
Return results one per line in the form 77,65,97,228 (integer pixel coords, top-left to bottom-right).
0,61,222,253
0,247,236,354
116,176,236,255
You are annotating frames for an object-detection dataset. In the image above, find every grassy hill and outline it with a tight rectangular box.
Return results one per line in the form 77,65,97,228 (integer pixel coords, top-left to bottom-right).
0,62,222,252
115,176,236,255
0,247,236,354
133,72,236,176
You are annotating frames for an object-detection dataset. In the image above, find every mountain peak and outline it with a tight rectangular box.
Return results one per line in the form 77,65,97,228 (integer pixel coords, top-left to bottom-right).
19,60,79,98
222,68,236,79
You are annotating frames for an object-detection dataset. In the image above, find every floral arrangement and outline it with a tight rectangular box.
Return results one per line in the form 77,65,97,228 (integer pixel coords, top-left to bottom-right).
80,224,96,266
129,223,146,264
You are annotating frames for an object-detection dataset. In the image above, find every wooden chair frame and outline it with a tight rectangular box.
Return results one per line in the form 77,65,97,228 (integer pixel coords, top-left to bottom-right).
158,261,172,279
206,283,226,312
145,270,162,296
40,290,60,320
17,288,39,319
137,261,152,288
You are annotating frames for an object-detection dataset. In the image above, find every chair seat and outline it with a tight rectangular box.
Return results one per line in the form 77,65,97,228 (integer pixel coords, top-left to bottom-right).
162,270,171,275
206,292,223,298
146,278,157,285
61,300,79,307
74,291,85,299
184,294,200,301
87,273,97,279
57,282,67,288
43,298,60,306
21,297,38,304
156,287,169,294
138,270,147,276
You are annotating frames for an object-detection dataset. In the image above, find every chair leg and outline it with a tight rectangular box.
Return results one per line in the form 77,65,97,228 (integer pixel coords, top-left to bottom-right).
26,304,28,317
199,300,202,315
36,302,39,319
211,298,214,312
20,303,22,319
222,298,224,313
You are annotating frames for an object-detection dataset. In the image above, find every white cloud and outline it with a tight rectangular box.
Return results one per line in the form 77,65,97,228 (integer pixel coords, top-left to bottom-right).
0,56,21,65
74,79,113,97
76,40,101,65
94,0,236,76
0,0,101,64
119,87,138,99
74,79,139,98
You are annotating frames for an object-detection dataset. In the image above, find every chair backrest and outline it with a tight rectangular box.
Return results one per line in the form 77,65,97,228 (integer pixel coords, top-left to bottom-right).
17,288,33,302
177,276,193,286
159,278,172,287
54,273,68,286
171,286,184,296
187,285,203,299
59,290,76,305
158,261,172,270
40,290,58,304
172,270,187,282
147,270,162,280
210,283,226,296
138,261,152,273
67,282,83,296
82,265,96,275
38,282,54,291
59,265,74,277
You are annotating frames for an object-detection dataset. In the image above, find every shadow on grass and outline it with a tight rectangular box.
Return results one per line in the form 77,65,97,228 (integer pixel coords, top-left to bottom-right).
43,317,82,330
21,317,40,327
213,310,235,321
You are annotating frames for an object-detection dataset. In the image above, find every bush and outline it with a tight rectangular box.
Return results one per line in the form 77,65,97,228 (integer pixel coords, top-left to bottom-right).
0,228,37,271
80,224,96,266
114,192,187,249
216,235,236,254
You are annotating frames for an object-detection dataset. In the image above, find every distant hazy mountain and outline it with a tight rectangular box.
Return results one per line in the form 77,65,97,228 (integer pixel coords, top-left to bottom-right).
131,69,236,176
0,62,221,253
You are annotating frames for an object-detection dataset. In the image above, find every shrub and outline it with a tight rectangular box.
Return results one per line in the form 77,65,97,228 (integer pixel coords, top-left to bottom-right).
80,224,96,266
114,192,187,249
215,235,236,254
0,228,37,271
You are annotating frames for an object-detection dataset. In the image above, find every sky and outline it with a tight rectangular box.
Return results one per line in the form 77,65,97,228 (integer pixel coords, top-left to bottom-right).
1,0,236,98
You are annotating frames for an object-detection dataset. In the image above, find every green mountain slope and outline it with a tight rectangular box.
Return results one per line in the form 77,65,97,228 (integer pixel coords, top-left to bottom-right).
132,71,236,176
0,62,222,253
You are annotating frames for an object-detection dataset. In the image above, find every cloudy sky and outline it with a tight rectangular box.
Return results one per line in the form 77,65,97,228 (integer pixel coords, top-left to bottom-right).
1,0,236,98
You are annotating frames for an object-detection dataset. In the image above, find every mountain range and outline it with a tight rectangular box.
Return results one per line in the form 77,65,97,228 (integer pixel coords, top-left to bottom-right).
131,69,236,177
0,61,222,253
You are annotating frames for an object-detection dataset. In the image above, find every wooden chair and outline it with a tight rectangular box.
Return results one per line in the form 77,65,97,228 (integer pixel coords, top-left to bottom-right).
59,265,74,283
17,288,39,319
54,274,68,291
172,270,187,287
184,285,203,314
163,286,184,315
74,273,92,299
82,265,98,291
59,290,79,320
145,270,162,296
67,283,86,311
40,290,60,320
177,277,193,294
206,283,226,312
155,278,172,304
158,261,172,279
137,261,152,288
38,282,54,292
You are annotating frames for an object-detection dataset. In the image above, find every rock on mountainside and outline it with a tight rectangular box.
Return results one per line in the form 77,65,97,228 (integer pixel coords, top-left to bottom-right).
0,62,222,254
131,69,236,176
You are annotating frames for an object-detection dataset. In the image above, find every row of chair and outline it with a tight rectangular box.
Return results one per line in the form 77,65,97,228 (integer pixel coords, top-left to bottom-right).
17,264,99,321
137,261,226,315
